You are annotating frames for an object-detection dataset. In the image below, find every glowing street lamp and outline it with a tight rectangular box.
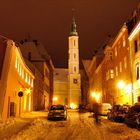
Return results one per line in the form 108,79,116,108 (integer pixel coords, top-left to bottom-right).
117,81,125,89
53,96,58,104
91,92,100,102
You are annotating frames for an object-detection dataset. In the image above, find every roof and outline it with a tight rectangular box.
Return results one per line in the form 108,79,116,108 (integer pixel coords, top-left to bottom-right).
54,68,68,82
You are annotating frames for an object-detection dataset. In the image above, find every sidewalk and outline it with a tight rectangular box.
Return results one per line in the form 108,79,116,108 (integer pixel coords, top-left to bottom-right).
20,110,48,119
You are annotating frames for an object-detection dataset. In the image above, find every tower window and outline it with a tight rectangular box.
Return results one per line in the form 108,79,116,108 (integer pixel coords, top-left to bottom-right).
73,78,78,84
74,66,76,72
74,53,76,59
74,40,76,46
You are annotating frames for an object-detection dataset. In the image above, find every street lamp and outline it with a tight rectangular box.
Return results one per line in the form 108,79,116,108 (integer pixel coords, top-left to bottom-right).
117,81,125,89
53,96,58,105
91,92,100,103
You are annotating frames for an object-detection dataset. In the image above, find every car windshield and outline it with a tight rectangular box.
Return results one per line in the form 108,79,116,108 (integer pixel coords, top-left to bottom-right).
50,105,64,110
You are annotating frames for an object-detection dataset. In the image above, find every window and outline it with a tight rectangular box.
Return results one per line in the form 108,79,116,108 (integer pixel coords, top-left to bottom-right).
74,53,76,59
123,35,126,47
22,69,24,79
109,52,113,60
134,40,138,53
136,63,139,80
73,66,76,73
73,78,78,84
115,47,117,56
119,62,122,73
118,41,121,49
116,66,118,76
15,57,18,68
74,40,76,46
124,57,127,69
106,69,114,80
110,69,114,79
25,73,28,82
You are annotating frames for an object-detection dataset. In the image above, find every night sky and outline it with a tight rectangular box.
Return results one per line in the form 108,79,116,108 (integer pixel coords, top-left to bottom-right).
0,0,139,68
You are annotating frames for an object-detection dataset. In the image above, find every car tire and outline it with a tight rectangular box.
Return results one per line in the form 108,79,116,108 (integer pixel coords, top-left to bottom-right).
64,117,67,120
107,113,111,120
136,118,140,130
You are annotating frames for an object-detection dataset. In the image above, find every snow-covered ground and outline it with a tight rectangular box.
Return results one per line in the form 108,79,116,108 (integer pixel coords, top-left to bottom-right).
0,110,140,140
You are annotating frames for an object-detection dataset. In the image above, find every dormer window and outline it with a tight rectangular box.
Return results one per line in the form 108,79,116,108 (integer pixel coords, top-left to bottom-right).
109,52,113,60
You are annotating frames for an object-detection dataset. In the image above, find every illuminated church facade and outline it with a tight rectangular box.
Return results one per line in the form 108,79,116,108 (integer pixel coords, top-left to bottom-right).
53,17,81,108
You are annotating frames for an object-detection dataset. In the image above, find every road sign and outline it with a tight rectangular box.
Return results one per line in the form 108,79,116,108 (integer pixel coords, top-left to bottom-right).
18,91,23,97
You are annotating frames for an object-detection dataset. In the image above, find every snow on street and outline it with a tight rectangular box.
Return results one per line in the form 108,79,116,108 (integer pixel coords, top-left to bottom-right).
0,110,140,140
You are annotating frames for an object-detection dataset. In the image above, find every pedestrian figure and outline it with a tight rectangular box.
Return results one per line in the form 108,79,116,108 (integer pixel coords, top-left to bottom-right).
92,102,100,124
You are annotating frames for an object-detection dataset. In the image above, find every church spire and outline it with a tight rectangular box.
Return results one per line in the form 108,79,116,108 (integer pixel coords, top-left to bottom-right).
70,16,78,36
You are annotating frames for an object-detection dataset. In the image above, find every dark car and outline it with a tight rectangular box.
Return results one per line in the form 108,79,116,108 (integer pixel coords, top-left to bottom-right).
47,105,67,120
124,103,140,129
107,104,129,122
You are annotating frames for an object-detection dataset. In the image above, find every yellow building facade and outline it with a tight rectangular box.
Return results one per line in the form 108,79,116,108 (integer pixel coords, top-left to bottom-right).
129,20,140,104
0,37,34,120
53,17,81,108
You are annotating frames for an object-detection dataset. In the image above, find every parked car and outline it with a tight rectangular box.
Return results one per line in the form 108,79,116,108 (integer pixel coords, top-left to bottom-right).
107,104,130,122
124,103,140,129
47,105,67,120
98,103,112,116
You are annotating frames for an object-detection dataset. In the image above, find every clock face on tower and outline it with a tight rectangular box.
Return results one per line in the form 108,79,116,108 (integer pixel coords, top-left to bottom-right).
73,78,78,84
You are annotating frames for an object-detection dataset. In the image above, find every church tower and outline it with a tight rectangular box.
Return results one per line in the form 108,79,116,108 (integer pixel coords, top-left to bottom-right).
68,17,81,109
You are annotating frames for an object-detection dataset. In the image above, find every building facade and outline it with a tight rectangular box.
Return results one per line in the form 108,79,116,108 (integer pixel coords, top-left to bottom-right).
0,36,34,120
53,17,81,108
129,20,140,104
68,17,81,109
19,40,54,110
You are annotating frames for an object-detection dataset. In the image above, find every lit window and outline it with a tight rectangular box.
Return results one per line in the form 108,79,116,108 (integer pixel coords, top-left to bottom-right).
15,57,18,68
120,62,122,73
31,79,34,87
124,57,127,69
123,35,126,47
110,69,114,79
18,63,20,73
28,76,30,85
19,66,22,76
115,47,117,56
25,73,28,82
116,66,118,76
22,69,24,79
118,41,121,49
